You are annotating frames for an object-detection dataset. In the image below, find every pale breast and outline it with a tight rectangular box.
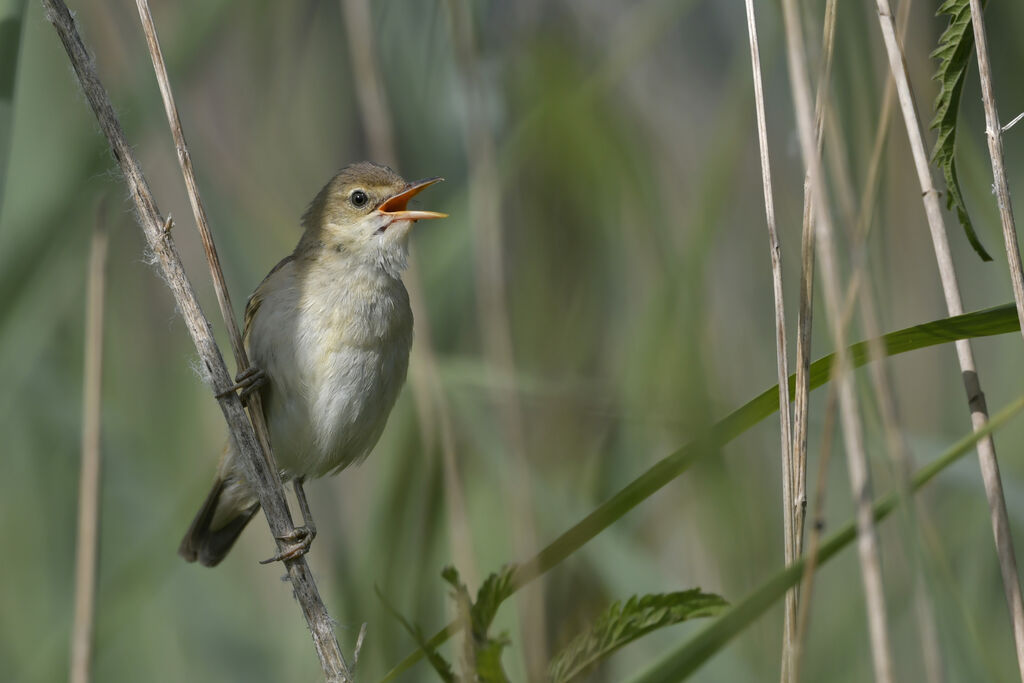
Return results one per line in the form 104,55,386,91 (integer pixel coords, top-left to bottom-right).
246,258,413,479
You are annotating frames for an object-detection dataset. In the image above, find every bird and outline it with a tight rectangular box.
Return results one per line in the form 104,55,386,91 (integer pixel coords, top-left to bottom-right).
179,161,447,567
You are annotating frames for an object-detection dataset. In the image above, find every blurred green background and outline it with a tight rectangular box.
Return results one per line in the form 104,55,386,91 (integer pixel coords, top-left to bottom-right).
4,0,1024,681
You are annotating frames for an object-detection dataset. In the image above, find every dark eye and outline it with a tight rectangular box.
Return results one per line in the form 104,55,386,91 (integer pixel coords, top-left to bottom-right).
350,190,369,208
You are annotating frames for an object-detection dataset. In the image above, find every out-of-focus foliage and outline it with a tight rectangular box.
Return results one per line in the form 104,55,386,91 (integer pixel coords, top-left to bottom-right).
4,0,1024,682
930,0,993,261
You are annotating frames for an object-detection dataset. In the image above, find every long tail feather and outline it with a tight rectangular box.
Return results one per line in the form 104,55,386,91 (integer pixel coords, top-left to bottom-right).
179,478,259,567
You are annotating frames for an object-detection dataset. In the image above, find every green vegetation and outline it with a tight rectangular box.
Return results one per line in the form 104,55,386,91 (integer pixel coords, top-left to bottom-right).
3,1,1024,681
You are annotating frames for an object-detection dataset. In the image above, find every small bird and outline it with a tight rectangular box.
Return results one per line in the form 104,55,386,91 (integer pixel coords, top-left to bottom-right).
179,162,446,567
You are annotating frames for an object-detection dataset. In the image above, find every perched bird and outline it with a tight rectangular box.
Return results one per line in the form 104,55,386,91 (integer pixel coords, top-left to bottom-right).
179,162,446,567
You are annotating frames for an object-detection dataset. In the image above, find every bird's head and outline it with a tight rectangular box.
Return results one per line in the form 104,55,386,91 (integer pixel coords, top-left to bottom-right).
300,161,446,273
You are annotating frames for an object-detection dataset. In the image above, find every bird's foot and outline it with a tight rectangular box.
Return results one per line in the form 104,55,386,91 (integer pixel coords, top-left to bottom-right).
259,525,317,564
216,366,267,404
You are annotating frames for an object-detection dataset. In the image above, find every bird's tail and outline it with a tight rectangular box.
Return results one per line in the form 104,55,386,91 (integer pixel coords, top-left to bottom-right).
178,478,260,567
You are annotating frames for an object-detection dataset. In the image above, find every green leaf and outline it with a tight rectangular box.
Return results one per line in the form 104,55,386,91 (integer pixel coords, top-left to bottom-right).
930,0,993,261
630,394,1024,683
379,303,1022,683
442,566,515,682
548,590,728,683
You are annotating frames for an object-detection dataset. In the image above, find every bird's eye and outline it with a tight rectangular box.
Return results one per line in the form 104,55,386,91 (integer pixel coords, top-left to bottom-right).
350,190,369,208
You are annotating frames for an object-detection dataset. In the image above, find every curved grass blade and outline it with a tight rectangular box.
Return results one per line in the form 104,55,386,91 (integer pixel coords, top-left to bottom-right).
630,393,1024,682
929,0,993,261
379,303,1021,682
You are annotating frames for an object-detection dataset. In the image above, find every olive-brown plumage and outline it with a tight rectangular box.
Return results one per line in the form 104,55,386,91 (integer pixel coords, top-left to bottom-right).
180,162,446,566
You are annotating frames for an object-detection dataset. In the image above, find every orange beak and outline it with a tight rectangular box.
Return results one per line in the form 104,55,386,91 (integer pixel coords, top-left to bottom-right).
378,177,448,222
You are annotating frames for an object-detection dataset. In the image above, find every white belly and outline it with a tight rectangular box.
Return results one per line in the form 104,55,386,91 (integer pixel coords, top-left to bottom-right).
245,261,413,480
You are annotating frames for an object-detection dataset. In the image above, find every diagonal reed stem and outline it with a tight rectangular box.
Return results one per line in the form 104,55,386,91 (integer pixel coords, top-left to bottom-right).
44,1,351,679
133,2,353,678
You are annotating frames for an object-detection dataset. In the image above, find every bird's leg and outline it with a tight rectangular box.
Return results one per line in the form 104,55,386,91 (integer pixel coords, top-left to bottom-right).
216,366,267,404
292,477,317,541
259,477,317,564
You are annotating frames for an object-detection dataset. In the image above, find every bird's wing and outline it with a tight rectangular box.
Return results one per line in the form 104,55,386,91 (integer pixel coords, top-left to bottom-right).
243,254,295,345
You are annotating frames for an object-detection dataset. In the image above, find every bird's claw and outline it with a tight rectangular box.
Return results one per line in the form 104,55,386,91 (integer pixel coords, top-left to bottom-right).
216,366,267,404
259,526,316,564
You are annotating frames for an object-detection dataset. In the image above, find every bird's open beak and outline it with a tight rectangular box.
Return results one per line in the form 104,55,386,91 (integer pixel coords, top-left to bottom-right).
378,177,448,222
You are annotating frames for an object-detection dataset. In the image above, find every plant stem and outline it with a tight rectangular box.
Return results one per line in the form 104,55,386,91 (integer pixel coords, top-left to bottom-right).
45,1,351,679
969,0,1024,343
69,199,108,683
740,2,795,678
873,2,1024,679
780,0,895,679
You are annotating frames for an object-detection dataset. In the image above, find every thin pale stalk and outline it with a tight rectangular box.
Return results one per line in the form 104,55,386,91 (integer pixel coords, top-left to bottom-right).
69,201,108,683
741,2,795,680
443,0,546,675
791,0,838,569
792,380,838,683
340,0,478,588
792,5,904,664
968,1,1024,344
873,2,1024,678
781,0,895,679
45,1,351,679
827,1,944,677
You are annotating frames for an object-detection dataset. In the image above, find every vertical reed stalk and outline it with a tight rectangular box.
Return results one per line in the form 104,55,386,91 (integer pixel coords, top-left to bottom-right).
69,200,108,683
968,0,1024,341
872,2,1024,678
740,2,795,678
781,0,895,679
339,0,478,588
443,0,547,675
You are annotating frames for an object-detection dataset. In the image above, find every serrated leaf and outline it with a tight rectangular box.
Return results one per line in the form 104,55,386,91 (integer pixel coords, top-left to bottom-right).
443,566,515,682
547,590,727,683
930,0,993,261
443,565,517,639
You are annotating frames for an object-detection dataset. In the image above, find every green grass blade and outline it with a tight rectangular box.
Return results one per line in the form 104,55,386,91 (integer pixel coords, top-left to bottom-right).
630,393,1024,682
929,0,993,261
378,303,1020,682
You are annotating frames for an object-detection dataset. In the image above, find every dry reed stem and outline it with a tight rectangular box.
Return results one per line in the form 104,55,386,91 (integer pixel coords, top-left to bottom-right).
44,1,351,679
69,200,108,683
791,382,838,683
968,2,1024,343
790,0,838,578
443,0,547,674
827,1,945,677
872,2,1024,678
791,10,901,670
339,0,478,588
781,0,895,680
135,2,353,677
740,2,796,679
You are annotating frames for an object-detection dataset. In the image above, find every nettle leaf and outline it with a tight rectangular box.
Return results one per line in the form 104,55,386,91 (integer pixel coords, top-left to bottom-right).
930,0,993,261
443,566,517,682
547,589,728,683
